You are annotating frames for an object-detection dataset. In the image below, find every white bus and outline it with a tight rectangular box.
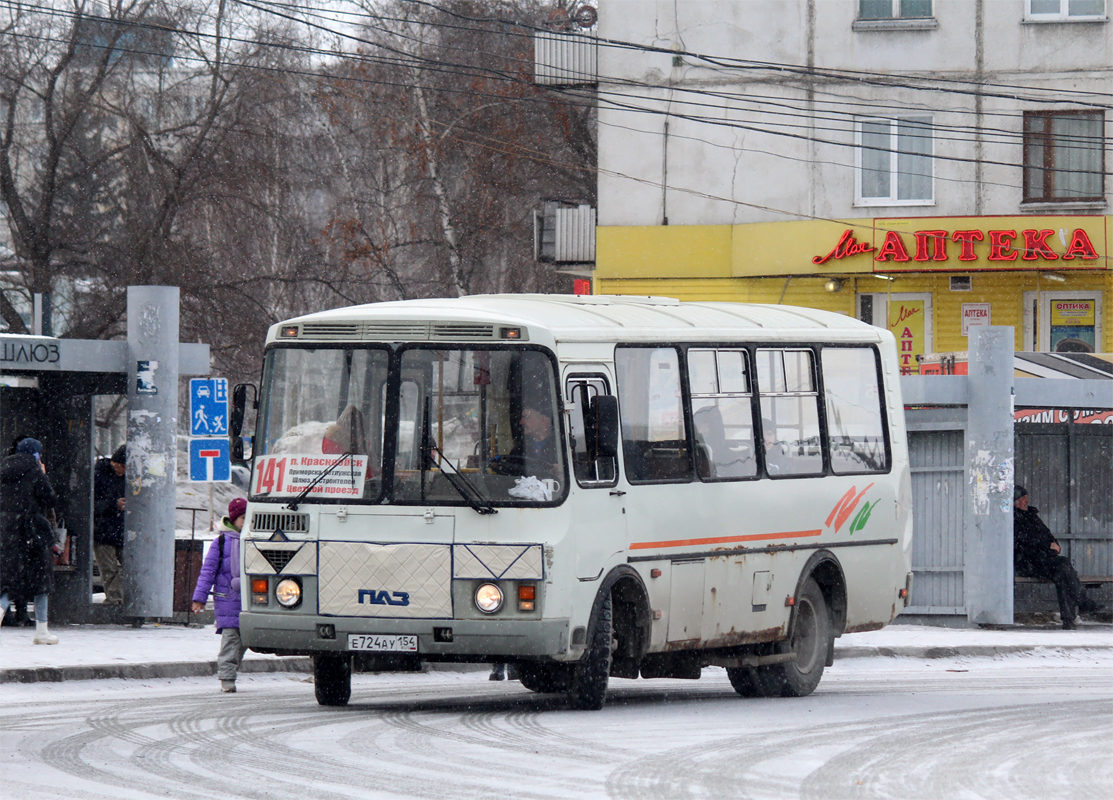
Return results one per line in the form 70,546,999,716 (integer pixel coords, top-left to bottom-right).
233,295,912,709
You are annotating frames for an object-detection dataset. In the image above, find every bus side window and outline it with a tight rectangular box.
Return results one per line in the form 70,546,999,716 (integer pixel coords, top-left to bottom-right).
615,347,693,484
688,348,757,480
565,376,618,486
821,347,890,474
755,349,823,477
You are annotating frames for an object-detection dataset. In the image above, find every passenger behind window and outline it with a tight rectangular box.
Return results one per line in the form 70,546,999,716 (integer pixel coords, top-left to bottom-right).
761,418,790,476
693,404,754,479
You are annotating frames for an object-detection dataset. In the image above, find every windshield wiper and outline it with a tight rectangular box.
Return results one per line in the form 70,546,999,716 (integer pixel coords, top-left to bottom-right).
422,396,497,515
285,451,354,511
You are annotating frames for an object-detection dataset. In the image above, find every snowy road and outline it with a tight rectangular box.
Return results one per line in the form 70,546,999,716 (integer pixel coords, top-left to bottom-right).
3,651,1111,800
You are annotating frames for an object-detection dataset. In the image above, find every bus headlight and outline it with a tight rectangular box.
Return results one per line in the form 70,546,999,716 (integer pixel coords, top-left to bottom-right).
474,583,503,614
275,578,302,608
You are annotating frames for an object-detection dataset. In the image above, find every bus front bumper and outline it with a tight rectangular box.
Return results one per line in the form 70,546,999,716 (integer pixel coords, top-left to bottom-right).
240,611,571,660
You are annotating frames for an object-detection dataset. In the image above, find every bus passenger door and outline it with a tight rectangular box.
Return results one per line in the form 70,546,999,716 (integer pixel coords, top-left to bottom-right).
565,373,626,580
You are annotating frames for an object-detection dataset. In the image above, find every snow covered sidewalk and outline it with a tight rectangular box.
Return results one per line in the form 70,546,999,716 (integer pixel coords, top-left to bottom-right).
2,621,1111,684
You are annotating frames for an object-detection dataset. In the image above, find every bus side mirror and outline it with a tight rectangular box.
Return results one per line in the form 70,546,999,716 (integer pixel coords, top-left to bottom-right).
231,383,256,436
231,436,253,462
591,395,620,459
231,384,257,464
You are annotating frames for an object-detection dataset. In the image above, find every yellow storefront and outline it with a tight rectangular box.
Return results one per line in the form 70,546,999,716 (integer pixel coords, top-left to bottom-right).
595,215,1111,373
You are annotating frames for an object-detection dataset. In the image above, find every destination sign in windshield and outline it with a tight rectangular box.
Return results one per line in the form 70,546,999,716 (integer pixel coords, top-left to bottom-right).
253,454,368,498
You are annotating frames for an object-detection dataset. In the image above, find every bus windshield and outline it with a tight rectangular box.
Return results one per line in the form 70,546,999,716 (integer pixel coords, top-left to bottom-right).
252,345,566,506
393,347,565,506
254,346,390,501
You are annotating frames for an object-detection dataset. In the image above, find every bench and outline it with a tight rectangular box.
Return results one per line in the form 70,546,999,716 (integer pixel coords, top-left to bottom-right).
1015,576,1113,588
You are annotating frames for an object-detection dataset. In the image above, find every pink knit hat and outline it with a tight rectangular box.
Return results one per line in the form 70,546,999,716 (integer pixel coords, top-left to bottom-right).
228,497,248,522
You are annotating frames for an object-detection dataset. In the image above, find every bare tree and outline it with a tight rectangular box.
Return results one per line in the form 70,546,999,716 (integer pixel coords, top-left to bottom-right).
318,0,595,298
0,0,301,341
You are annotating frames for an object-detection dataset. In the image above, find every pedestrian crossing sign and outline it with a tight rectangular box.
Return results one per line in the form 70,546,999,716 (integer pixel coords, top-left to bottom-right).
190,378,228,436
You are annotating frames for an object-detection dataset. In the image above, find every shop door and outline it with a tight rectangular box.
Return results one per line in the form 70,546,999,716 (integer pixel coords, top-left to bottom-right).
857,292,934,374
1023,291,1103,353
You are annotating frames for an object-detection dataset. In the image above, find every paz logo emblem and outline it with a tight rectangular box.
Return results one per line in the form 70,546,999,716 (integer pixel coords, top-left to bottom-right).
358,589,410,607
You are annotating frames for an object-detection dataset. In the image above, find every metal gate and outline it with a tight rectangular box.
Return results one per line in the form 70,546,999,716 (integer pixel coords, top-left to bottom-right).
906,423,966,615
1015,423,1113,579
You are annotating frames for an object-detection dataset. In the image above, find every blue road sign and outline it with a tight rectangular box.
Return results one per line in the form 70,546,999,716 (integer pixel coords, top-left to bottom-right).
189,438,231,482
190,378,228,436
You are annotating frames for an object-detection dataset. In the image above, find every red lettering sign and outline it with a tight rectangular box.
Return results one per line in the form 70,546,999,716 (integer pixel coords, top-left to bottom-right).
1021,229,1058,261
812,229,876,264
1062,229,1099,260
813,226,1098,267
988,230,1018,261
951,230,984,261
875,231,911,262
913,230,948,262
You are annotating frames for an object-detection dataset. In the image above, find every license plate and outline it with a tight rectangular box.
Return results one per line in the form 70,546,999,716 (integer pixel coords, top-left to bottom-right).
347,634,418,652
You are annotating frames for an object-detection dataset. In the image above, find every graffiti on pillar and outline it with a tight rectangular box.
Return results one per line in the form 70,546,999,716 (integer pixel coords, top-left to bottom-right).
136,360,159,394
969,448,1014,516
139,302,161,338
126,409,173,497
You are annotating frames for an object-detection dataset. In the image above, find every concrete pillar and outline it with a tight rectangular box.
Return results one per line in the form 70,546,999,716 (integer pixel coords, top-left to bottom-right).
123,287,180,618
964,326,1015,625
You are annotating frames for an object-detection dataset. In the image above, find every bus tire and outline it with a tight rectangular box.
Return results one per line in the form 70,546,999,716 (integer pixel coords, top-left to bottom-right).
725,665,785,697
775,576,831,697
518,663,571,694
314,653,352,706
567,591,613,710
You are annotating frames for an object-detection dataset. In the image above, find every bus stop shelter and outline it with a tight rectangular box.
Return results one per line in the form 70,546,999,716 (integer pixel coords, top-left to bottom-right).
1,286,208,624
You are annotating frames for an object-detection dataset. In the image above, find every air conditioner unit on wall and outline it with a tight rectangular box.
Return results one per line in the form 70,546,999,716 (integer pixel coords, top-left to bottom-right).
534,200,596,266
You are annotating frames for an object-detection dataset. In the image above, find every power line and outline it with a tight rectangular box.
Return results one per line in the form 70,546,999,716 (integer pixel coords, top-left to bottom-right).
2,1,1109,252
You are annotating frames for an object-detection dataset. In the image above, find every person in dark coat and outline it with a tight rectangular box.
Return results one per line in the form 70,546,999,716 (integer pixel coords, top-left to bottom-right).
93,445,127,604
0,437,61,644
192,498,248,692
1014,485,1099,630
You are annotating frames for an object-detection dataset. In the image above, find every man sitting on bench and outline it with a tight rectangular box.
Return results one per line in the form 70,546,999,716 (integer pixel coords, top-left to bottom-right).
1013,485,1101,629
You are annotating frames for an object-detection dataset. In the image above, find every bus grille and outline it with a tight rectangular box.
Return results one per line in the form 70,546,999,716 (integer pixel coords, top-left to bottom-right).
300,322,361,339
260,549,296,572
251,511,310,533
432,323,495,340
363,322,430,340
296,320,499,342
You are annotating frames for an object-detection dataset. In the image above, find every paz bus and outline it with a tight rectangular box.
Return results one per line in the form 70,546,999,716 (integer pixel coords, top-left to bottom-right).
232,295,912,709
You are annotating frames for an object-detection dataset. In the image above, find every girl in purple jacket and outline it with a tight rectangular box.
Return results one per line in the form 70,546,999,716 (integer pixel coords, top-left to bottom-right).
192,498,247,692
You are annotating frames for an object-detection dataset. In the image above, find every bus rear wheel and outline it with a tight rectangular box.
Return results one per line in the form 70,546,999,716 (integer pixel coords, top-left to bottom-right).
726,577,830,699
314,653,352,706
567,592,613,710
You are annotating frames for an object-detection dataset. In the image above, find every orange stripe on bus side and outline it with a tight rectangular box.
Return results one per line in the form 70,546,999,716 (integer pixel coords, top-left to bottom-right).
628,529,823,551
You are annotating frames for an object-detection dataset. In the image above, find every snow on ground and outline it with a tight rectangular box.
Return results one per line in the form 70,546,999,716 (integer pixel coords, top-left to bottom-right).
2,622,1110,673
2,648,1111,800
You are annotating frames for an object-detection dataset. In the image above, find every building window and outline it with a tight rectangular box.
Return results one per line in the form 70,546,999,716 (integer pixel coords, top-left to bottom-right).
1027,0,1107,20
1023,111,1104,203
859,0,933,19
856,116,933,205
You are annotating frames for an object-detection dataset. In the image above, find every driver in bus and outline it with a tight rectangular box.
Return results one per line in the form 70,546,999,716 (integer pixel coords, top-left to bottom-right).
518,405,560,478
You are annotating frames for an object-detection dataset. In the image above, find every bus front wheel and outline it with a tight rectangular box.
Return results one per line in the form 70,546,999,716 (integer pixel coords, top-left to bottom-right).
314,653,352,706
518,663,572,694
567,592,613,710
